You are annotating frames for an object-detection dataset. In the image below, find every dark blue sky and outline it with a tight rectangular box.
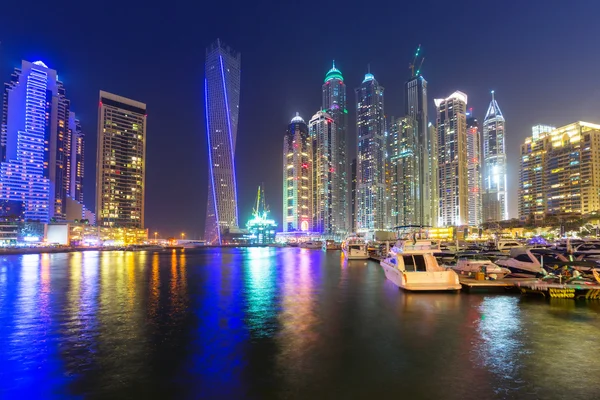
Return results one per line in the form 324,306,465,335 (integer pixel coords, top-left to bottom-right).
1,0,599,237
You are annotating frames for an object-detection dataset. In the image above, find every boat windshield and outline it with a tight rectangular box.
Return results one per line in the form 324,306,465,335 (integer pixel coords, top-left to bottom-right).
403,255,427,272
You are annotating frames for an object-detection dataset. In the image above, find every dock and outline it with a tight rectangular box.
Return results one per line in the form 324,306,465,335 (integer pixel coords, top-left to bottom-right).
459,276,536,292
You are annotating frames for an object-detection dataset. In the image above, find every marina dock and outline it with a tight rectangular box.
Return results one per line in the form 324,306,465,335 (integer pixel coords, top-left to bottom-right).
459,276,536,292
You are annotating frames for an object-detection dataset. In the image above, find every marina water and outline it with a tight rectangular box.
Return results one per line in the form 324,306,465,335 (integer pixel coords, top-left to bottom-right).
1,248,599,399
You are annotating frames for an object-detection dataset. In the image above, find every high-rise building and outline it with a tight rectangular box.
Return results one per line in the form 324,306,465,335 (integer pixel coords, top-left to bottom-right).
482,91,507,222
428,122,439,226
467,114,482,226
309,110,339,235
96,91,147,228
204,39,241,245
519,124,555,220
519,122,600,219
387,116,420,227
350,158,357,232
435,91,468,227
405,71,435,226
322,62,348,234
68,112,84,203
355,71,385,231
283,113,312,232
0,61,75,222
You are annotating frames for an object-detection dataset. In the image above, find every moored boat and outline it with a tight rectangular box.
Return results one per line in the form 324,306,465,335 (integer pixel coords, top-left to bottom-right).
342,236,369,260
380,238,461,291
299,240,323,249
450,255,511,279
322,239,341,250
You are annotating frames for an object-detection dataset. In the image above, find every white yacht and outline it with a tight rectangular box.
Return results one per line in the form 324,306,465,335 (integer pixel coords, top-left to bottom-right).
450,255,511,279
342,236,369,260
299,240,322,249
380,238,461,291
495,248,545,277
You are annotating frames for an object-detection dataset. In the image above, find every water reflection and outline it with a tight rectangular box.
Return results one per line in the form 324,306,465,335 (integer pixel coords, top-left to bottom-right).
0,249,599,398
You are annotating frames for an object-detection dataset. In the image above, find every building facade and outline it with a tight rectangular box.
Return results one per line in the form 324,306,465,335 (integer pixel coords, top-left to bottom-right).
387,116,420,227
69,112,84,203
283,113,312,232
405,74,436,226
0,60,75,222
435,91,468,227
355,72,385,231
96,91,147,228
519,125,555,220
322,62,348,234
467,115,482,226
204,39,241,244
482,91,507,222
309,111,339,235
519,122,600,219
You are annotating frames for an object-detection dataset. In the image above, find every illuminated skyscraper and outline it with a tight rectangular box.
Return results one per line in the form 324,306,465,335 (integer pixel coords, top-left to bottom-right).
387,116,420,227
405,52,435,226
355,71,385,231
435,91,468,227
519,122,600,219
482,91,507,222
68,112,84,203
96,91,146,228
309,111,339,235
283,113,312,232
0,60,75,222
519,124,555,220
466,115,482,226
322,62,348,233
204,39,241,244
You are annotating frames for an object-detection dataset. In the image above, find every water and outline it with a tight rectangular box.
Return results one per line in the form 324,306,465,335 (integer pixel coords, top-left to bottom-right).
1,248,599,399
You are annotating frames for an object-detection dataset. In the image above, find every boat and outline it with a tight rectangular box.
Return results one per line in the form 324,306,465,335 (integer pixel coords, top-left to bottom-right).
125,244,164,251
450,254,511,279
342,236,369,260
496,240,525,254
495,247,546,277
299,240,322,249
322,239,341,250
380,238,461,291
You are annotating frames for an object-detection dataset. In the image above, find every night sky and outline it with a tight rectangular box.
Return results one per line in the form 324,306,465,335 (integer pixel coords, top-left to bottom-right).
1,1,599,238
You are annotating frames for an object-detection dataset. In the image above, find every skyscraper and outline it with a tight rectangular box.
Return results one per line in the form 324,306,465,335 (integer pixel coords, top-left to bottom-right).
322,62,348,234
519,124,555,221
68,112,84,203
0,61,74,222
355,71,385,231
387,116,420,227
466,114,482,226
283,113,312,232
405,70,435,226
519,122,600,219
482,91,507,222
204,39,241,244
309,110,338,235
96,91,147,228
435,91,468,227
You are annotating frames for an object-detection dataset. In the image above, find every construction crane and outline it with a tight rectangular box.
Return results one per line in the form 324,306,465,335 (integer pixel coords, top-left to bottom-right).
408,44,425,77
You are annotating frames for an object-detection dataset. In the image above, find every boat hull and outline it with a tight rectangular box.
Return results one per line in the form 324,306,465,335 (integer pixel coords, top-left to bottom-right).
380,260,461,291
343,250,369,260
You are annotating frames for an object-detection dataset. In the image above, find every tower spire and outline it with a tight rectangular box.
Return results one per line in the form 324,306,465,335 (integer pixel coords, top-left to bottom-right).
332,60,335,69
367,63,370,74
491,90,495,102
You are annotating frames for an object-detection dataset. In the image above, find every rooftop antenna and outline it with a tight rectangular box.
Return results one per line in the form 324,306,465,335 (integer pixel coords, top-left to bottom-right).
367,63,371,74
491,90,495,102
409,44,421,77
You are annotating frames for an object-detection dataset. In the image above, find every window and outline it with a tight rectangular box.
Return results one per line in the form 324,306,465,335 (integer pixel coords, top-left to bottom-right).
403,255,415,271
414,255,427,271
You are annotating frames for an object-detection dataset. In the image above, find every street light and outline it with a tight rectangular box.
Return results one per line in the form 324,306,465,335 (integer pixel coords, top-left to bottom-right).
154,232,158,243
181,232,185,240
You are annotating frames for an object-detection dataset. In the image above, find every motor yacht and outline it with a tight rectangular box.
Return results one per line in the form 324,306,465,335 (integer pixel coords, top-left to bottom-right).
495,247,546,277
449,254,510,278
299,240,322,249
322,239,341,250
342,236,369,260
380,238,461,291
